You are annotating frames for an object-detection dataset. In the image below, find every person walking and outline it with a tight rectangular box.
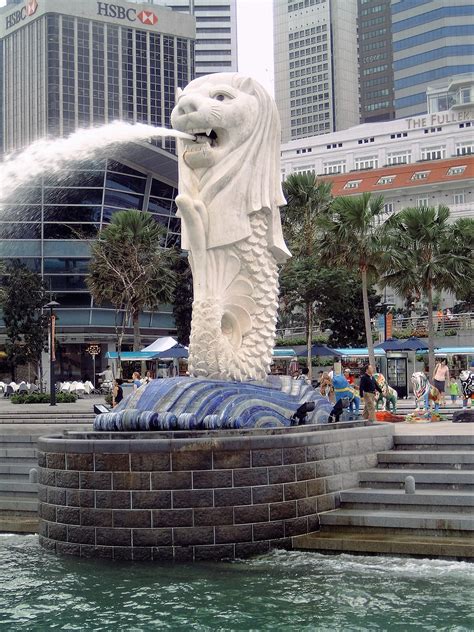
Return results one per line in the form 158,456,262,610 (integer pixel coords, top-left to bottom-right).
359,364,383,422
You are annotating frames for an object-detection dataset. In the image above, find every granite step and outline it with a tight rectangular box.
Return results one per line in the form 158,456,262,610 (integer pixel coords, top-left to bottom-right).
0,496,38,512
0,448,37,459
394,436,474,451
319,508,474,532
358,468,474,489
339,488,474,513
0,480,38,494
0,464,38,476
377,450,474,469
292,530,474,560
0,513,39,534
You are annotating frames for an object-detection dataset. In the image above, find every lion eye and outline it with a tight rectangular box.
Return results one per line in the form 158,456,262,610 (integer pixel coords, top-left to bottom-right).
214,94,226,101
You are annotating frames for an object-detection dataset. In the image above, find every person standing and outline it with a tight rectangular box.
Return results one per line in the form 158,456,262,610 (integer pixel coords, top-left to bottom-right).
449,376,460,405
112,379,123,408
359,364,383,422
433,358,449,405
132,371,142,390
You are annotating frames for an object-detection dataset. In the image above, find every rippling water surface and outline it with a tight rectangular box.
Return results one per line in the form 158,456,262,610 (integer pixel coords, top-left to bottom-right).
0,534,472,631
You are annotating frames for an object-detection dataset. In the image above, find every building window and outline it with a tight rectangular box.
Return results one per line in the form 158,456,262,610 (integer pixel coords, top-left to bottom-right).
456,142,473,156
421,146,446,161
417,198,429,208
384,202,394,214
387,152,411,165
344,180,362,190
355,156,378,170
448,165,467,176
323,161,346,175
412,171,430,181
453,192,465,205
377,175,396,185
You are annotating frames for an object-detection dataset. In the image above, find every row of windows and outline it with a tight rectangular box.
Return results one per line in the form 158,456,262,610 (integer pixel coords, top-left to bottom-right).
289,43,328,58
392,0,432,15
395,45,474,72
363,75,389,89
288,0,325,13
363,64,388,76
361,39,386,52
291,103,330,116
366,88,390,100
393,25,474,53
395,65,474,91
291,112,331,125
360,4,385,16
288,24,327,40
361,28,387,40
362,52,387,64
392,5,474,34
361,16,386,28
290,90,329,106
365,101,390,111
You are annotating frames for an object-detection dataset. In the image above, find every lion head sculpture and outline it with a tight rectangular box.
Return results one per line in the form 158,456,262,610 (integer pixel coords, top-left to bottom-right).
171,73,290,262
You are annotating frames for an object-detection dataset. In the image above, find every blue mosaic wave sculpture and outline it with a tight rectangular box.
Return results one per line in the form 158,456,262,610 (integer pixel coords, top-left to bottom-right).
94,376,333,431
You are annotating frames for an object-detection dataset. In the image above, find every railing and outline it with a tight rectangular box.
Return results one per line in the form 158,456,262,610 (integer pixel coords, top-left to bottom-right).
276,312,473,341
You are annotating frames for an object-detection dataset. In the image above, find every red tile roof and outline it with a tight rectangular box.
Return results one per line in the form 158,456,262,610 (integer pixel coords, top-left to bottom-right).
321,156,474,196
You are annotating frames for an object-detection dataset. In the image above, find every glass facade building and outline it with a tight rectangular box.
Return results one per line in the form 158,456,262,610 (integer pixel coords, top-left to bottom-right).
0,0,195,380
392,0,474,118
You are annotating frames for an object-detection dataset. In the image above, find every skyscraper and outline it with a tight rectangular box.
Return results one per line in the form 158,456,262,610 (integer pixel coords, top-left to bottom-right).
273,0,359,142
0,0,195,154
358,0,395,123
392,0,474,119
139,0,237,78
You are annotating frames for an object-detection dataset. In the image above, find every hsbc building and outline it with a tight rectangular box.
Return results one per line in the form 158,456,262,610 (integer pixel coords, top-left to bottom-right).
0,0,195,154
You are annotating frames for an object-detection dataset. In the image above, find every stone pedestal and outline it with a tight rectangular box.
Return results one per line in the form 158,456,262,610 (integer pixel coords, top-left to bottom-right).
37,422,393,561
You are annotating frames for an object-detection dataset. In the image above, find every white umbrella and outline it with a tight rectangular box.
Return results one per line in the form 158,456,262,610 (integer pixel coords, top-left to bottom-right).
141,336,178,353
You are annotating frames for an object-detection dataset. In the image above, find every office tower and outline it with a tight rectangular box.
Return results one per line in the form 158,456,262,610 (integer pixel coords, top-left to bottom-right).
140,0,237,77
358,0,395,123
273,0,359,142
392,0,474,119
0,0,195,154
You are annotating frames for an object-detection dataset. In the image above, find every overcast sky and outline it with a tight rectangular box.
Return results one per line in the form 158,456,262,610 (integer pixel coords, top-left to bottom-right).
0,0,275,92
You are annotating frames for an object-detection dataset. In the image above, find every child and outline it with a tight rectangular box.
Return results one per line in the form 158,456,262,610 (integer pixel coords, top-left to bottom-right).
449,377,460,405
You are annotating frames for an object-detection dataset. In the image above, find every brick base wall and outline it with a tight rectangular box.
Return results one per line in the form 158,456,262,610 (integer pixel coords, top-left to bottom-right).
37,423,393,561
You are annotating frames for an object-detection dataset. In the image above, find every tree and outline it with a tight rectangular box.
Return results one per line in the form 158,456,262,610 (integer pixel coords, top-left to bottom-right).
318,192,386,367
381,207,473,375
281,172,332,377
0,262,48,381
87,211,177,361
172,251,193,346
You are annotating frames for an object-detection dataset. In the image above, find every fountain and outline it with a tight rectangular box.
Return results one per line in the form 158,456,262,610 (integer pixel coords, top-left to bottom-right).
36,74,393,561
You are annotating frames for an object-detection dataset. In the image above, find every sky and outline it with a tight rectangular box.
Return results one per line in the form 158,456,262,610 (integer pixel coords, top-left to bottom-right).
0,0,275,92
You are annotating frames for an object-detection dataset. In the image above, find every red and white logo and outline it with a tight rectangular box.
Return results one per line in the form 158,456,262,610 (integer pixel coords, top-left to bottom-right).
26,0,38,16
137,10,158,25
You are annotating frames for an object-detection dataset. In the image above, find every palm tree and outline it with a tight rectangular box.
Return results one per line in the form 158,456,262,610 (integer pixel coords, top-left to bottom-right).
381,206,473,376
282,172,333,378
87,210,176,362
318,192,386,368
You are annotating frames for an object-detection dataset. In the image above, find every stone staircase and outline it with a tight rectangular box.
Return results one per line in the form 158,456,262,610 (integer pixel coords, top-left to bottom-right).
293,433,474,559
0,412,94,533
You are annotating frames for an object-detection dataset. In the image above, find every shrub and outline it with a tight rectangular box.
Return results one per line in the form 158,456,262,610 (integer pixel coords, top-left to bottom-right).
11,392,77,404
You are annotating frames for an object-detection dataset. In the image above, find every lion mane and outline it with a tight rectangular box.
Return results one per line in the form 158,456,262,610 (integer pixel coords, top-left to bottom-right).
175,73,290,263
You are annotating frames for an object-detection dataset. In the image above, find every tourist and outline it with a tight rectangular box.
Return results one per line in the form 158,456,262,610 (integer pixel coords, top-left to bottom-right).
359,364,382,422
433,358,449,405
319,372,334,402
343,368,355,385
132,371,142,390
112,379,123,407
141,370,153,384
97,365,113,385
297,367,311,385
449,377,460,405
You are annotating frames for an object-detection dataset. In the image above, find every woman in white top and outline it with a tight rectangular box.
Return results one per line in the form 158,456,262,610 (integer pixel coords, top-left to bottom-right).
433,358,449,405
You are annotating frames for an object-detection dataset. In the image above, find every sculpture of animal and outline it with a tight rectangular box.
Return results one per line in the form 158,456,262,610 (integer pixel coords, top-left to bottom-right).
171,73,291,381
374,373,398,413
459,369,474,408
411,372,441,411
332,374,360,418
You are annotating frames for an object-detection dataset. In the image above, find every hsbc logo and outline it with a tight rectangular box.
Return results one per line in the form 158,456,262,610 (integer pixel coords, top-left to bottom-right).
5,0,38,29
97,3,159,26
137,10,158,25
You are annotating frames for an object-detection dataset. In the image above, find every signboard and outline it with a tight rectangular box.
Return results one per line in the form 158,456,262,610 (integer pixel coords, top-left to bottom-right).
5,0,38,29
96,2,158,25
407,110,473,130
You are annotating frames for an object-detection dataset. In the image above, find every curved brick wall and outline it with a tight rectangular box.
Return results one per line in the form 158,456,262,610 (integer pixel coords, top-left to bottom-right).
37,423,393,561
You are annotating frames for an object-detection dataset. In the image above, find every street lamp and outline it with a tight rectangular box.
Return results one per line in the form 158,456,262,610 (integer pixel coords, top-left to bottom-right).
44,301,60,406
86,344,101,388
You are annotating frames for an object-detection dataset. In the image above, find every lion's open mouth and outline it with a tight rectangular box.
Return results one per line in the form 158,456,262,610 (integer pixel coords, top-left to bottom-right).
190,128,218,147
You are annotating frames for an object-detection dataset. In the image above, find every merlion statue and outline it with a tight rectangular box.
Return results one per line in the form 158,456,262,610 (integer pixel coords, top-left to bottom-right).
171,73,291,381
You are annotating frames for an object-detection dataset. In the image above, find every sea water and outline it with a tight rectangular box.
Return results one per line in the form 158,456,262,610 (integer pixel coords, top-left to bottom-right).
0,534,472,631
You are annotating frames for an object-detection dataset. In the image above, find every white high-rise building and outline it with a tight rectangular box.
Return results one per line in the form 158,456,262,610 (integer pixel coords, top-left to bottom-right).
273,0,359,143
141,0,237,77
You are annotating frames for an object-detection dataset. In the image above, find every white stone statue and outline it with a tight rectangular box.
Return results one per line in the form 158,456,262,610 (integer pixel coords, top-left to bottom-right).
171,73,291,381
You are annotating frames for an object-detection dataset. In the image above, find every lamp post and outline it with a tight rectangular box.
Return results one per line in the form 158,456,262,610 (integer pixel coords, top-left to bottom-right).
44,301,60,406
86,344,101,388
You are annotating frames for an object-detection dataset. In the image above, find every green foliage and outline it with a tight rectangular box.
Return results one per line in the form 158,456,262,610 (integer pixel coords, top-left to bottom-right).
0,263,48,380
11,392,77,404
171,251,193,346
86,210,176,350
381,207,474,374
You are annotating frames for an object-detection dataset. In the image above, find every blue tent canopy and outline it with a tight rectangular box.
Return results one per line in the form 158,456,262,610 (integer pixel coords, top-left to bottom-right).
335,348,386,357
106,351,160,361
